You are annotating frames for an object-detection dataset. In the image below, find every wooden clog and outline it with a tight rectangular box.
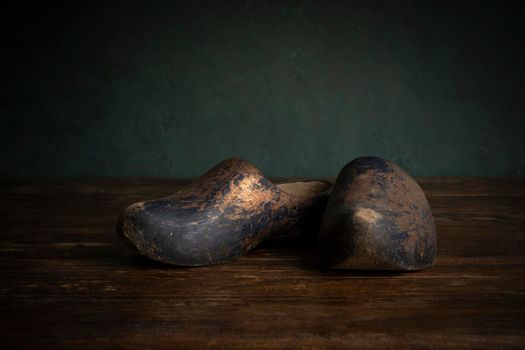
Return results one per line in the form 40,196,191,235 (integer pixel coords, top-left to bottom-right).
319,156,436,271
117,157,331,266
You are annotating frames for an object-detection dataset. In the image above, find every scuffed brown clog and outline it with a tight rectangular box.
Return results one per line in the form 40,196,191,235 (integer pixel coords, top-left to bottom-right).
319,156,436,271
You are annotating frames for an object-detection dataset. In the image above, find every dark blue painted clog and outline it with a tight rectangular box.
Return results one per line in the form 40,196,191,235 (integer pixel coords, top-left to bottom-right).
117,157,331,266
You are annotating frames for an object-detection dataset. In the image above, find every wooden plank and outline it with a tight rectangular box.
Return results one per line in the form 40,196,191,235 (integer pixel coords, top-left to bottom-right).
0,178,524,349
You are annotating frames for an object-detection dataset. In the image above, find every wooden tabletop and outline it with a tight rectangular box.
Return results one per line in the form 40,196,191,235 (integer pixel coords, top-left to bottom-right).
1,177,524,349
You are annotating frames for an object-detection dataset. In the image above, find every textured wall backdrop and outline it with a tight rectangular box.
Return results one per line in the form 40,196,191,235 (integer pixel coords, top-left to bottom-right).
3,1,525,177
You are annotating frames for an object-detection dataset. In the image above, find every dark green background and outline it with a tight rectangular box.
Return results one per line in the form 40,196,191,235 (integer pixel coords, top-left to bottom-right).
4,1,525,177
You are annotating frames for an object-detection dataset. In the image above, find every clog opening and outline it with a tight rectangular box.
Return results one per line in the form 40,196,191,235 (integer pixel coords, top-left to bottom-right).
276,181,331,197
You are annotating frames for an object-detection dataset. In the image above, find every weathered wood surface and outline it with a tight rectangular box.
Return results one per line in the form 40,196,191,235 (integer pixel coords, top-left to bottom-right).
1,177,524,349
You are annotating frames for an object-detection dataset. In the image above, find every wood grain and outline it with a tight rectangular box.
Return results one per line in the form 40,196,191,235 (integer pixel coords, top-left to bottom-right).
1,177,524,349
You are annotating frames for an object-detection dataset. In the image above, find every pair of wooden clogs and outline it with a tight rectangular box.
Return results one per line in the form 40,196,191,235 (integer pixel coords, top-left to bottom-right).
117,157,436,271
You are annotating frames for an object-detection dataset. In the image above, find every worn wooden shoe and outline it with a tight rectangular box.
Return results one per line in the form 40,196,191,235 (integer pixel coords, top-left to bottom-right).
117,157,331,266
319,156,436,271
